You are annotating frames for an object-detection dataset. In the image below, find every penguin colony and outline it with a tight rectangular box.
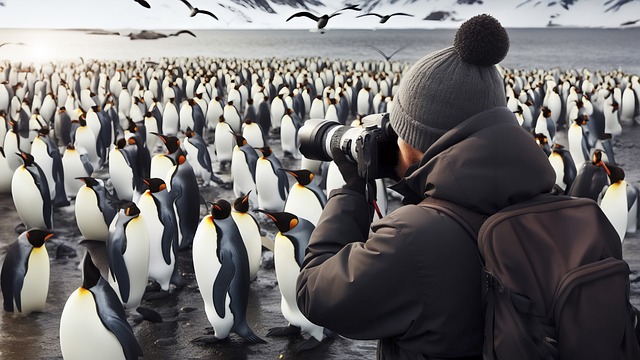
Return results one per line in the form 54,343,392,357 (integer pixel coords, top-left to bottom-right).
0,56,638,358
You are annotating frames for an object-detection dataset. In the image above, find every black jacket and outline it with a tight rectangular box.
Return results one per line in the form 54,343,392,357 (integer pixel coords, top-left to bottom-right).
296,107,556,359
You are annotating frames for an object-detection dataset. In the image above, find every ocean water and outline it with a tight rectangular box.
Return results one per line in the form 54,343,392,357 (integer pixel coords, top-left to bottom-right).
0,28,639,74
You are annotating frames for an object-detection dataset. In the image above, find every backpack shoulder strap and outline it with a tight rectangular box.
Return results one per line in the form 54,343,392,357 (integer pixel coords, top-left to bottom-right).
422,196,488,241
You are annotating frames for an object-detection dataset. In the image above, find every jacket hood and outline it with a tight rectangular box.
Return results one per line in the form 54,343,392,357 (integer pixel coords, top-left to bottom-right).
392,107,555,214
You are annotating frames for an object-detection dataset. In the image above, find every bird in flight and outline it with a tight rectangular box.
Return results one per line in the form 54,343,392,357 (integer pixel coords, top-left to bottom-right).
134,0,151,8
180,0,219,20
286,4,361,29
356,12,414,23
366,43,410,61
0,42,25,49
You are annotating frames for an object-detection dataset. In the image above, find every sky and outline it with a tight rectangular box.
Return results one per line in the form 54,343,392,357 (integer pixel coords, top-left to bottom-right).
0,0,639,30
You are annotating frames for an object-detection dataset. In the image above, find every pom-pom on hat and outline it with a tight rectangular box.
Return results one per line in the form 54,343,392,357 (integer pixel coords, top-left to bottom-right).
390,14,510,152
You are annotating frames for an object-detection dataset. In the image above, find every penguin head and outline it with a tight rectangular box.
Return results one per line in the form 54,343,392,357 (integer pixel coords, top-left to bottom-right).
255,210,298,234
16,151,35,167
280,168,314,186
233,191,252,213
153,132,181,154
25,229,54,248
232,133,247,146
77,176,100,188
255,146,272,157
37,126,51,137
119,201,141,217
607,164,625,184
183,127,195,138
142,178,167,193
541,106,551,118
210,199,232,219
81,253,102,290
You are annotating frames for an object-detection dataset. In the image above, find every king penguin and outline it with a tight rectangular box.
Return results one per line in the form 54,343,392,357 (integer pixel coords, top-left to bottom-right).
255,146,288,212
1,229,54,314
214,116,235,171
231,192,263,281
192,199,266,344
598,164,628,243
183,127,221,186
107,202,150,311
12,151,53,230
231,133,259,206
60,252,143,360
257,210,328,351
281,168,327,226
548,143,577,194
166,151,200,251
137,178,177,292
150,132,180,181
31,127,70,207
568,149,611,201
62,144,94,198
75,177,118,242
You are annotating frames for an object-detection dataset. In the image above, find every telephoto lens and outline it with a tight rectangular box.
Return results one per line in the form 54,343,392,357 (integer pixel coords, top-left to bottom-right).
298,113,398,179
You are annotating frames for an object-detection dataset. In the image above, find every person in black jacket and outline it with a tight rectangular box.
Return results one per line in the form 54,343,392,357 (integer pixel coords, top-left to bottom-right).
296,14,556,359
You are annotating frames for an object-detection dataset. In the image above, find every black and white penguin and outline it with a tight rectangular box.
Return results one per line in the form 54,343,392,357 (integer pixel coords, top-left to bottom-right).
599,164,628,243
75,177,118,242
548,143,577,194
257,210,328,351
12,151,53,230
241,118,266,149
137,178,177,292
231,192,263,281
567,149,611,201
255,146,288,212
281,168,327,226
1,229,54,314
107,202,150,311
150,132,180,181
31,127,69,207
223,101,243,134
213,116,235,171
280,108,301,159
167,151,200,251
183,128,221,186
59,252,143,360
231,133,259,206
192,199,266,344
61,144,94,199
108,138,141,202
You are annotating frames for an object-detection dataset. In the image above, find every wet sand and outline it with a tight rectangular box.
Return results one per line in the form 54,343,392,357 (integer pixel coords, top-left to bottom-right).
0,124,639,359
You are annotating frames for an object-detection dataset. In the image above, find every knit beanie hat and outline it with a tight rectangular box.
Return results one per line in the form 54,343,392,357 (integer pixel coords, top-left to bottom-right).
390,14,510,152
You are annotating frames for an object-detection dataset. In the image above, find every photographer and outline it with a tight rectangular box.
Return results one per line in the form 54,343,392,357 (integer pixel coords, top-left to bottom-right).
296,14,556,359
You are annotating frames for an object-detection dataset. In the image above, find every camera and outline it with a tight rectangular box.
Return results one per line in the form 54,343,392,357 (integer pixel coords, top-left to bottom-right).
298,113,399,179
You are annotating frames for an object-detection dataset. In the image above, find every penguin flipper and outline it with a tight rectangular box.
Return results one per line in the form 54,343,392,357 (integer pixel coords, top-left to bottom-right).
0,241,30,312
91,278,143,359
276,167,289,201
159,209,177,266
212,251,235,319
107,235,131,303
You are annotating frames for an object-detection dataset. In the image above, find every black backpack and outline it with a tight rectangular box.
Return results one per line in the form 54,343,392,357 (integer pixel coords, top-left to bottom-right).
425,194,640,359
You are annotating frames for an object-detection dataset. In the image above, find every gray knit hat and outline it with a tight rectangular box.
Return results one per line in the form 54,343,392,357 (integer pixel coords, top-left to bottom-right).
390,14,510,152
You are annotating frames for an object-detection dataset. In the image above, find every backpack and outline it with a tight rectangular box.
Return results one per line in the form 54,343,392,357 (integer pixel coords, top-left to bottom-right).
424,194,640,359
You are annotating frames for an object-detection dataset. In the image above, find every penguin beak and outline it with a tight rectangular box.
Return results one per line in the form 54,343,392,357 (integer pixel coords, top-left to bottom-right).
254,209,276,222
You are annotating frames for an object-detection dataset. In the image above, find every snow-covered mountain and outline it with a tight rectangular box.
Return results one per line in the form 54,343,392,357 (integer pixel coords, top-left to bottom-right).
1,0,639,30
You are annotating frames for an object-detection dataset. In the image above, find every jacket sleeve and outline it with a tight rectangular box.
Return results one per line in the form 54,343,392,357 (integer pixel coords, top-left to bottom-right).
296,188,421,340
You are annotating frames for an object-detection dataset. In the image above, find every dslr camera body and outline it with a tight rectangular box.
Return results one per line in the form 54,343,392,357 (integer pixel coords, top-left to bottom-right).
298,113,399,180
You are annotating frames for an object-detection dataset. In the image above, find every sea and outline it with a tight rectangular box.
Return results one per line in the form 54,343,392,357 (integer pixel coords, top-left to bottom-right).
0,27,639,75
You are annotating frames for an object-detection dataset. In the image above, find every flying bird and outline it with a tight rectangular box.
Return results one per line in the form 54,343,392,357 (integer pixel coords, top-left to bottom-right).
0,42,25,49
366,43,410,61
180,0,218,20
134,0,151,8
356,12,414,23
286,4,361,30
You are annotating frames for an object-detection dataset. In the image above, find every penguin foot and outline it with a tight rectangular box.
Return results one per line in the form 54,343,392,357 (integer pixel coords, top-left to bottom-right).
266,324,301,337
136,306,163,323
170,271,189,289
191,335,228,344
143,291,170,301
323,328,337,338
294,337,322,352
14,223,26,234
219,182,233,190
239,331,268,344
210,175,224,185
53,198,71,208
